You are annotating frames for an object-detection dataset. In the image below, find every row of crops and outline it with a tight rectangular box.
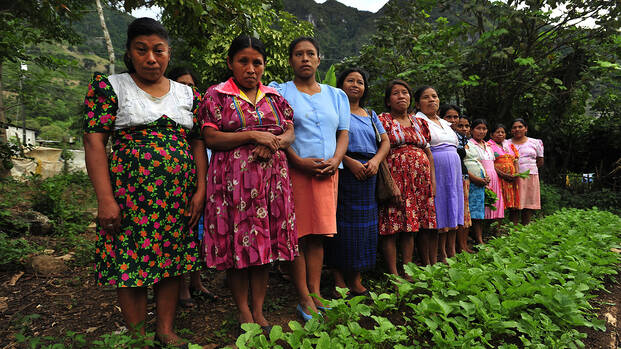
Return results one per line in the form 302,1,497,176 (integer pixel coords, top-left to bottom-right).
237,208,621,348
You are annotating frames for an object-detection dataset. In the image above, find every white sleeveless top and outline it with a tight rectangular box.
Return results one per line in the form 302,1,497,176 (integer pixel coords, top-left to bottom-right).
107,73,195,131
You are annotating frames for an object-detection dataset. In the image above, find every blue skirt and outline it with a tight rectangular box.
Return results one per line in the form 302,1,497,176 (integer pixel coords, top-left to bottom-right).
325,158,378,272
469,170,485,220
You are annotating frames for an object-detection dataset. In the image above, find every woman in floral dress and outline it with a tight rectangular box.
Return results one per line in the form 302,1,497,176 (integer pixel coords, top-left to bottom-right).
378,80,437,271
199,35,298,330
83,18,204,346
488,124,520,217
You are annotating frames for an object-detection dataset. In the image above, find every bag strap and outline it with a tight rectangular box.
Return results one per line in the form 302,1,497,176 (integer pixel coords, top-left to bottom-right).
365,108,381,145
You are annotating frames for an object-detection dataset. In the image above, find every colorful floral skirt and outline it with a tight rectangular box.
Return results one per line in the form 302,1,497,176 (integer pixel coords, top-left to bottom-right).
379,145,436,235
463,178,472,228
494,155,520,209
203,139,298,270
94,117,202,287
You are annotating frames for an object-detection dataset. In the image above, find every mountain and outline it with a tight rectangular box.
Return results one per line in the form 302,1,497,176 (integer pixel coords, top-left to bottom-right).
282,0,380,67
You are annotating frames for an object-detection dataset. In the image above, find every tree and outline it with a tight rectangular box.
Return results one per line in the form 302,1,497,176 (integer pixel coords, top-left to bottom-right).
0,0,87,143
121,0,313,86
95,0,115,74
342,0,620,177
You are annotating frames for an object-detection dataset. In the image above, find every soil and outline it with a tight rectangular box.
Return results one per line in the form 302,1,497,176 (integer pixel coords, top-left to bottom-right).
0,233,618,348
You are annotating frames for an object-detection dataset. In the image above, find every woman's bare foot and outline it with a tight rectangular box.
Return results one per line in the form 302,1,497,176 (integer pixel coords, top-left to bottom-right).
251,311,269,327
239,309,254,324
156,332,187,347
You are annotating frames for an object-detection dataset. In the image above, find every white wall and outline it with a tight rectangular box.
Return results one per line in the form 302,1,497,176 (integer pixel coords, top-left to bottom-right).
7,126,36,146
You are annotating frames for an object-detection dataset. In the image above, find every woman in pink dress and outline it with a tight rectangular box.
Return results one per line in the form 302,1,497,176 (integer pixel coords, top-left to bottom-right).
507,118,544,225
199,35,298,330
468,119,505,224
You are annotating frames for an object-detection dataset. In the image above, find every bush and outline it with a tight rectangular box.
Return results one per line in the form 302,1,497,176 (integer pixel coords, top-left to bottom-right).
30,171,95,235
541,183,621,216
0,233,40,268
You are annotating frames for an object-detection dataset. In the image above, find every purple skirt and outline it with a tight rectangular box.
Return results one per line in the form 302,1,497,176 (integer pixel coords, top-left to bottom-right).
431,144,464,229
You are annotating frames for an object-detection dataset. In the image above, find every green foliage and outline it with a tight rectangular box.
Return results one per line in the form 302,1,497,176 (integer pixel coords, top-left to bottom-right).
340,0,465,111
30,172,95,235
339,0,621,178
0,233,40,267
122,0,314,86
16,327,158,349
0,139,21,170
282,0,378,72
0,0,87,65
236,209,620,348
2,52,87,143
319,65,337,87
540,183,621,216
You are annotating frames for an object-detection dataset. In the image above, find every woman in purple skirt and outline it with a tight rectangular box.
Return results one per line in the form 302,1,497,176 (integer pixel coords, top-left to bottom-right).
414,86,464,262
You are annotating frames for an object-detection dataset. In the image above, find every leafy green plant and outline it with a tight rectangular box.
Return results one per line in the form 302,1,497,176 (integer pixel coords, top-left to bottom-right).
236,209,620,348
0,140,22,171
0,233,40,268
30,171,95,235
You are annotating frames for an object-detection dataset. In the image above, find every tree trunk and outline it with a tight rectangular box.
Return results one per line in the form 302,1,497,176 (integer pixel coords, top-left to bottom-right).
0,62,6,143
95,0,115,75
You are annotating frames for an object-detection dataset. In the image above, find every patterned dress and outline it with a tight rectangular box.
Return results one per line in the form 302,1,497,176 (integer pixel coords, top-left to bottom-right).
378,113,436,235
199,78,298,270
488,139,520,209
83,73,202,287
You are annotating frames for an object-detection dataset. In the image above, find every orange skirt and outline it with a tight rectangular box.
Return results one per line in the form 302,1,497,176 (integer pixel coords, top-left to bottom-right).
290,167,338,238
495,155,520,209
463,178,472,228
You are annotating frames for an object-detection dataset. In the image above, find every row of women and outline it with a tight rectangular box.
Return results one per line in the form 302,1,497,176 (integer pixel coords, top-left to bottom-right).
83,18,543,346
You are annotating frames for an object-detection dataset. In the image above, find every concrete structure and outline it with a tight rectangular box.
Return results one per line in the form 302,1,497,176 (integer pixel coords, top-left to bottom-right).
6,125,37,146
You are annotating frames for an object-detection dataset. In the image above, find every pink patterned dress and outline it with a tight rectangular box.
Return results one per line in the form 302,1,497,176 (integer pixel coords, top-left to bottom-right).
199,78,298,270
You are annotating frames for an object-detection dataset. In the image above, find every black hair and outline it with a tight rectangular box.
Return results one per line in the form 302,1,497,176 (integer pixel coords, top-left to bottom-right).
337,68,370,107
227,35,267,62
471,118,488,130
413,85,435,104
439,104,461,118
288,37,320,58
123,18,169,73
511,118,528,128
167,67,198,85
384,79,412,110
459,114,470,121
492,123,507,134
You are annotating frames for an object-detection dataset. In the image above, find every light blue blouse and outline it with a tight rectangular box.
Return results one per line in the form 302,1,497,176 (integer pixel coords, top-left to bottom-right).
347,110,386,156
269,81,350,167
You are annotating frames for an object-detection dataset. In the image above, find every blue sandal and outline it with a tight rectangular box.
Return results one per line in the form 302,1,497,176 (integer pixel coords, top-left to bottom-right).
296,304,313,322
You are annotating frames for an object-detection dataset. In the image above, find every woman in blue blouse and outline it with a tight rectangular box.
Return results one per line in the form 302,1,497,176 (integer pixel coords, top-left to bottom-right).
270,37,350,320
325,68,389,297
